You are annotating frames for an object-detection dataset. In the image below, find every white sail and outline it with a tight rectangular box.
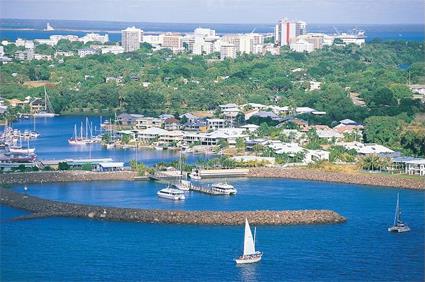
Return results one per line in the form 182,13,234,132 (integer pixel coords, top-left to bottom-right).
243,218,256,256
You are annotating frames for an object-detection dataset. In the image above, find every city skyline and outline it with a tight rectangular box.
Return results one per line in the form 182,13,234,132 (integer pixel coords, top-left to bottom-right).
0,0,424,25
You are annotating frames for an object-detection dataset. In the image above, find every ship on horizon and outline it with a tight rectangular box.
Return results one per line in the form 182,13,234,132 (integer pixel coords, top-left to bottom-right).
44,22,54,31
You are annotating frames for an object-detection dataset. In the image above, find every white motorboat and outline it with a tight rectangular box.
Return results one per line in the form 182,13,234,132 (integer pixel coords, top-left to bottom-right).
173,179,191,191
157,186,186,200
189,172,201,180
211,182,237,195
388,193,410,233
235,219,262,264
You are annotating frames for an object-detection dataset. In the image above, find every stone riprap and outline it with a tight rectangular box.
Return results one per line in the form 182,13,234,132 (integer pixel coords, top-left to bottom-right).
249,167,425,190
0,188,346,225
0,171,137,185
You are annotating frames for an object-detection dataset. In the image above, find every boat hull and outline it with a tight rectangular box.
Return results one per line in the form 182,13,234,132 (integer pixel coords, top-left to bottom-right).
157,191,186,201
388,226,411,233
235,253,263,264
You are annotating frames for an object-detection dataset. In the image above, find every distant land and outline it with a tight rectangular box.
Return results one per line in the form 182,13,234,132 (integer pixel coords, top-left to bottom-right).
0,18,424,42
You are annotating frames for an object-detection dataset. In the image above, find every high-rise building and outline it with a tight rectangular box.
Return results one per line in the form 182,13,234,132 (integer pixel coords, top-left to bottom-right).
274,18,307,46
121,26,142,52
220,43,236,59
160,33,183,51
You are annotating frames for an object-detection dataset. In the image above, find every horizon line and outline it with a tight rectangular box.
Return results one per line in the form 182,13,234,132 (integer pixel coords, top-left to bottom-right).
1,17,424,26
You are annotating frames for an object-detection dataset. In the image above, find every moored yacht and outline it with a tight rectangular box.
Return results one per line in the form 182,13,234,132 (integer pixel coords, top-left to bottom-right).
235,219,262,264
211,182,237,195
173,179,191,191
388,193,410,233
157,186,186,200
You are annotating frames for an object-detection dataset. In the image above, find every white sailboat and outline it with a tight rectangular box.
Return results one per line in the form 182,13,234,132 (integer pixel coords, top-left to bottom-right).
173,150,191,191
388,193,410,233
235,218,263,264
33,87,57,118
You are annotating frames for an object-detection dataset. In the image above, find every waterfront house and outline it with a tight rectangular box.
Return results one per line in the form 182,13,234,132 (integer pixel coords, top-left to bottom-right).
136,127,168,142
304,150,330,163
164,117,181,130
135,117,164,129
29,98,45,113
116,113,145,127
159,130,184,144
240,124,259,133
96,162,125,172
404,159,425,176
207,118,227,130
338,142,394,155
183,120,208,132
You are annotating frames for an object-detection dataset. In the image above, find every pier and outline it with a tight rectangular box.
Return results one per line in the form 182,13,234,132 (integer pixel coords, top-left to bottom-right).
0,188,346,226
189,184,223,195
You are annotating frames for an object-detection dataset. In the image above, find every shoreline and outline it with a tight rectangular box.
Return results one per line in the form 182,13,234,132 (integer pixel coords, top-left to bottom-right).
0,168,423,189
0,188,346,225
248,167,425,190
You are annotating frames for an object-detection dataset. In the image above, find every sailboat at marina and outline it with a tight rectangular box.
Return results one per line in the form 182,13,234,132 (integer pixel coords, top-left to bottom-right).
33,87,58,118
68,118,98,145
388,193,410,233
8,135,35,154
235,219,262,264
172,150,191,191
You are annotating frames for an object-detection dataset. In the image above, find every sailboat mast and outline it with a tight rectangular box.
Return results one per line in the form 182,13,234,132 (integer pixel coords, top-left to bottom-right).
394,193,400,225
254,227,256,250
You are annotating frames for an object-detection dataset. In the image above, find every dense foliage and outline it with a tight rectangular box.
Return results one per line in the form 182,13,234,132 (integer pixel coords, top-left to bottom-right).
1,41,424,155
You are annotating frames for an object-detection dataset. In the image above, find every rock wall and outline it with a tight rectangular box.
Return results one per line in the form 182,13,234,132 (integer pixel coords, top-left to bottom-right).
0,171,137,185
249,167,425,190
0,188,346,226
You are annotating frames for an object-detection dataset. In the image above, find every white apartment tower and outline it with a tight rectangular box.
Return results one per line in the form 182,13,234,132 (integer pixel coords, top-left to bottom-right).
274,18,307,46
121,26,142,52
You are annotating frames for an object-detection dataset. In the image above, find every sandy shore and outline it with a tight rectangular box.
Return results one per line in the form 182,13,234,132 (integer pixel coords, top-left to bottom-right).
0,188,346,226
249,167,425,190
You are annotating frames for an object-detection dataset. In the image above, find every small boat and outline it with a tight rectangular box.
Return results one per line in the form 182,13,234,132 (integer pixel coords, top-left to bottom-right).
235,219,262,264
157,186,186,200
189,172,201,180
388,193,410,233
211,182,237,195
8,146,35,154
173,179,191,191
33,87,58,118
44,22,54,31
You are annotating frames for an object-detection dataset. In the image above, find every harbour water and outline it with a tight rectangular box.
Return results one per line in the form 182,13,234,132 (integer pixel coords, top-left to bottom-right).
0,18,424,42
1,116,209,165
2,178,424,281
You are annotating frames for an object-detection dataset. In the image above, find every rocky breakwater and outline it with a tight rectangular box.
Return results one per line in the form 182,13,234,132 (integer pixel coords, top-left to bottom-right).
249,167,425,190
0,171,137,185
0,188,346,225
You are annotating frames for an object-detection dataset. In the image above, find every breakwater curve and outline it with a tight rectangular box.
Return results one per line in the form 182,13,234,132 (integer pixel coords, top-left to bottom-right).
0,188,346,225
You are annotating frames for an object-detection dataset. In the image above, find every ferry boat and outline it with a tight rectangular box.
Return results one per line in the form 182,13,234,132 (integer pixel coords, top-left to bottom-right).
235,219,262,264
388,193,410,233
157,186,186,200
211,182,237,195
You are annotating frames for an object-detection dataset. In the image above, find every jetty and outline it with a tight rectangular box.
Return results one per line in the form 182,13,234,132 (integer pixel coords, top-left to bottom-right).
189,184,223,195
0,188,346,226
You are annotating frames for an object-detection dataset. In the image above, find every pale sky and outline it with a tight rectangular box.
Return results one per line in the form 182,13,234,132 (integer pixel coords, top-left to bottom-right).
0,0,424,24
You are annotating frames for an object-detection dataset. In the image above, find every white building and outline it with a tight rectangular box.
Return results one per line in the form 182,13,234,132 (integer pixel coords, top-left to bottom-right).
207,118,226,130
101,45,124,54
77,48,98,58
220,43,236,59
194,27,216,37
80,33,109,44
290,39,314,53
121,26,142,52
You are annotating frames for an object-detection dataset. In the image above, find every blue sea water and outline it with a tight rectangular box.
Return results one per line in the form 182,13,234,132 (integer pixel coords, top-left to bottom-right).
0,18,423,42
2,178,424,281
1,116,210,165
